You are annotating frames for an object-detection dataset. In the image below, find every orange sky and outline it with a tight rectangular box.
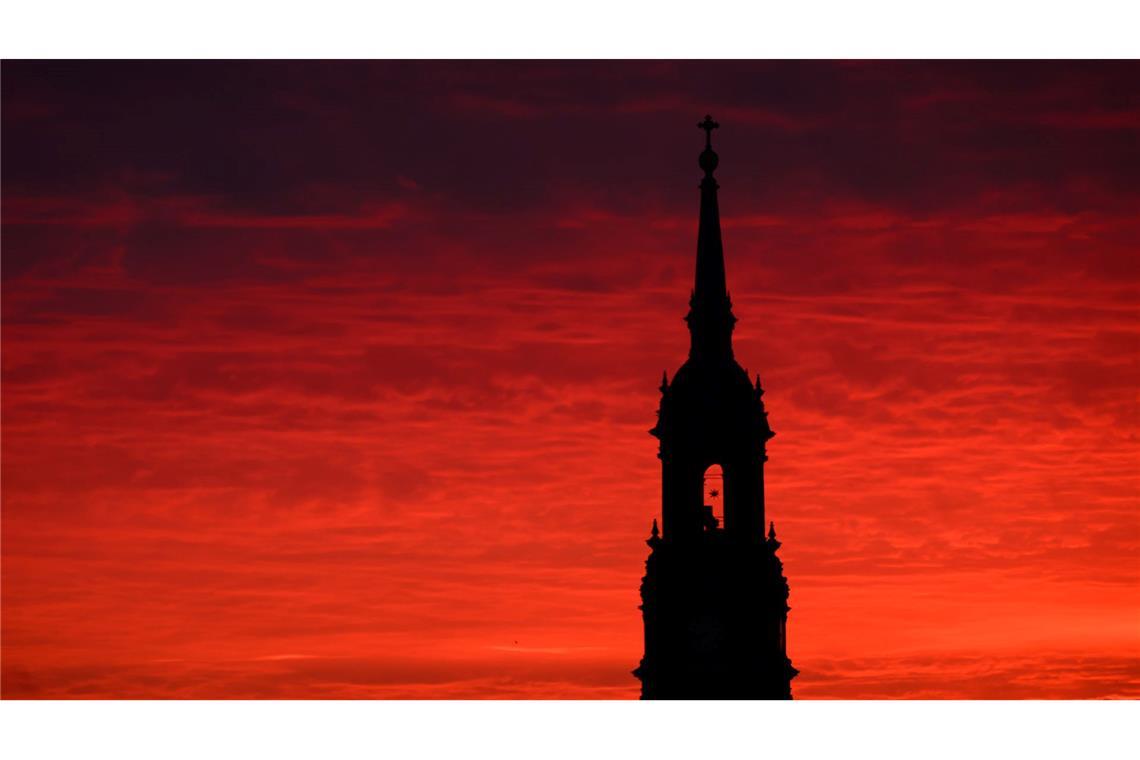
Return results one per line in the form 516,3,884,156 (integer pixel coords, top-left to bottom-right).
3,61,1138,698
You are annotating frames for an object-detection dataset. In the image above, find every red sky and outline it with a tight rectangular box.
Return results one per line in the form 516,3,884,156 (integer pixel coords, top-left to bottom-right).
2,61,1138,698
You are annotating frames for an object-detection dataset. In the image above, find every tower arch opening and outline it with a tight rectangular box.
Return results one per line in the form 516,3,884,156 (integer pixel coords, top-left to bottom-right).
702,464,724,531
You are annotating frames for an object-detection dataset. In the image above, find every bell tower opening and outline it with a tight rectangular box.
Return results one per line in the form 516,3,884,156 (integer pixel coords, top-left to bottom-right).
702,464,724,531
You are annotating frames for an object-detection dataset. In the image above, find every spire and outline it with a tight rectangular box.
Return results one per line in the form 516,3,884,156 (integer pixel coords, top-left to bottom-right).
694,115,726,305
686,115,736,361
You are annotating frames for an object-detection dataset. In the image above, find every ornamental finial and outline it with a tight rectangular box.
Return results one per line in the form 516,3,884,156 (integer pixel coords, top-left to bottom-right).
698,114,719,147
697,115,720,177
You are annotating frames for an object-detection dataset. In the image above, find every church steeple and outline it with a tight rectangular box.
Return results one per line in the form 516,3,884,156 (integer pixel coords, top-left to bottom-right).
686,115,737,362
637,117,795,700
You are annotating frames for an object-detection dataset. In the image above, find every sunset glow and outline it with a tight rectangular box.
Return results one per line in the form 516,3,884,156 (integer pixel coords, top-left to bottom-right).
3,61,1138,698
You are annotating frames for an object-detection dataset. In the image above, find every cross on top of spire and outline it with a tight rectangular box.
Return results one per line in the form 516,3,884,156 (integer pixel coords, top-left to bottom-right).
697,115,720,178
698,114,720,148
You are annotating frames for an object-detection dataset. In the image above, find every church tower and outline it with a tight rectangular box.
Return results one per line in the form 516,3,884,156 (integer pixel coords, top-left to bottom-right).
634,117,797,699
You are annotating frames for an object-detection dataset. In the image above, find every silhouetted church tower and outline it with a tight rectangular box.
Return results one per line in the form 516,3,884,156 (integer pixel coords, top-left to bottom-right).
634,117,797,699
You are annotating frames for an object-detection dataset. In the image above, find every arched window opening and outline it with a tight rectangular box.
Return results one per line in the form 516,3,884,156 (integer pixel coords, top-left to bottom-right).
702,464,724,531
